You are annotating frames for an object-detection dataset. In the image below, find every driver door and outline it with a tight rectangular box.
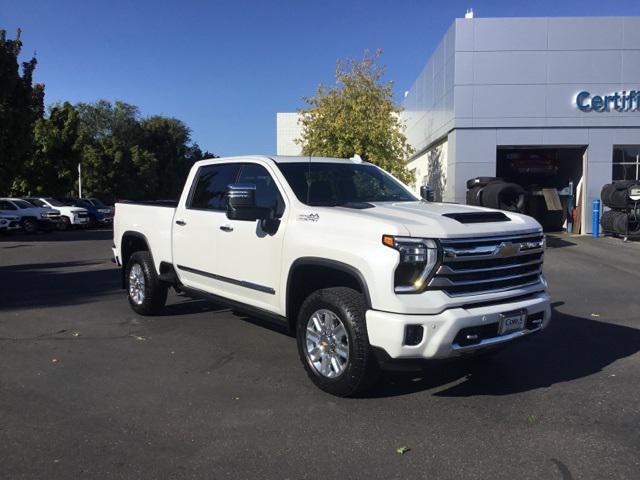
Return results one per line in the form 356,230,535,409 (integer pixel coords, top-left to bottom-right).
214,162,288,313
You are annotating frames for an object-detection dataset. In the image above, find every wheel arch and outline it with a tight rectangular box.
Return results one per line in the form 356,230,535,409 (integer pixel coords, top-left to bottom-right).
285,257,372,333
120,231,155,288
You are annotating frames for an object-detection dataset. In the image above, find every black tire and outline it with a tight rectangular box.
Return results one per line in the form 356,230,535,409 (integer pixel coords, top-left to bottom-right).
613,211,629,235
481,181,526,212
466,185,484,206
600,210,617,233
466,176,501,190
601,181,640,209
57,216,70,231
296,287,379,397
88,215,97,229
125,251,168,315
22,218,38,234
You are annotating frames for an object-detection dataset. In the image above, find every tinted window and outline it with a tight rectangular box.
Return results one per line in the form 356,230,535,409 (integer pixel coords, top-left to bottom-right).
27,198,47,207
189,163,241,210
612,146,640,181
13,200,34,209
0,200,17,210
44,198,65,207
89,198,106,207
277,162,415,206
238,163,285,217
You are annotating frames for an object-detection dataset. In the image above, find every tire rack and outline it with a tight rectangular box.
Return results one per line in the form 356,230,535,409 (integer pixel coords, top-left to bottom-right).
602,202,640,242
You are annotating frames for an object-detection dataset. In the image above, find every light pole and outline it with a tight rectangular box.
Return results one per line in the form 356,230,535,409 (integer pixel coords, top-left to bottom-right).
78,163,82,198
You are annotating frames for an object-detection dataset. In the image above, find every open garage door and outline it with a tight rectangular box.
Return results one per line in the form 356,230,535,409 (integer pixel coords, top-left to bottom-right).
497,147,586,232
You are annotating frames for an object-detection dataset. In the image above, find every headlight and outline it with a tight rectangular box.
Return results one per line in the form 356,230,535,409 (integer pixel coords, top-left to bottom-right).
382,235,439,293
98,209,111,214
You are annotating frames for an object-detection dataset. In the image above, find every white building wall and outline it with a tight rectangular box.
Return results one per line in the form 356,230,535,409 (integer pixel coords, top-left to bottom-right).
276,113,302,155
407,140,448,201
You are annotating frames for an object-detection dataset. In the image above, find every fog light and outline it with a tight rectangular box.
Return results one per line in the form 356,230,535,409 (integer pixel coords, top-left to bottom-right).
403,325,424,346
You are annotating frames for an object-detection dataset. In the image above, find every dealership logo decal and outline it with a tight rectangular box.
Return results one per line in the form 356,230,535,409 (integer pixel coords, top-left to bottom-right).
576,90,640,112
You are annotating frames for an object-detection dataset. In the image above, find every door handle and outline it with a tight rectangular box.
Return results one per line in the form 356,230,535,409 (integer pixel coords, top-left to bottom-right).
219,224,233,232
175,219,186,226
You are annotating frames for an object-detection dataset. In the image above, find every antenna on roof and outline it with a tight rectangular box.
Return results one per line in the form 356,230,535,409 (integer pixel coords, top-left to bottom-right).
351,154,363,163
465,8,474,19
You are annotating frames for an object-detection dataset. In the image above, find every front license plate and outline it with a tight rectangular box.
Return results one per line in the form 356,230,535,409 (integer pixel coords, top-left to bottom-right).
498,310,526,335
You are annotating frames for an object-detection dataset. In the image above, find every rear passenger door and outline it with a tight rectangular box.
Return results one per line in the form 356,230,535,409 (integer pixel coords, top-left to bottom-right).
172,162,241,293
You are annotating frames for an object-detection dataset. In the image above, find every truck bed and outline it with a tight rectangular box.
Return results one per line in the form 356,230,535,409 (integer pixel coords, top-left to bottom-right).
113,202,176,271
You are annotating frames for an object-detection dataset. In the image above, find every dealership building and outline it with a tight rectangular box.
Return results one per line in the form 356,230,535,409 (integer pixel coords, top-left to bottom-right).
277,16,640,233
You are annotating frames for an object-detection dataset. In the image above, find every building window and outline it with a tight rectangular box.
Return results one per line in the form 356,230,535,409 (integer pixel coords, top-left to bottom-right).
612,146,640,181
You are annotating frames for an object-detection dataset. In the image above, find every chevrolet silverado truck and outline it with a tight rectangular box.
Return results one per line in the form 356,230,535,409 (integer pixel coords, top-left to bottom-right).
112,155,551,396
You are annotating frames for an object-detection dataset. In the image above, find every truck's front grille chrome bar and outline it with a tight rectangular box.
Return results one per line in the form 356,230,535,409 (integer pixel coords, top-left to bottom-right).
431,232,545,297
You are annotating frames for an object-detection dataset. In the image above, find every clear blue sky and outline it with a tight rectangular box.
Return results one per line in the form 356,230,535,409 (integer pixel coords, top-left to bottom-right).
3,0,640,156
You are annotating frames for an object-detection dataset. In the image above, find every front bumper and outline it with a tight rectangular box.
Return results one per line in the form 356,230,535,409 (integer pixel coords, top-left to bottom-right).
366,291,551,360
71,215,90,226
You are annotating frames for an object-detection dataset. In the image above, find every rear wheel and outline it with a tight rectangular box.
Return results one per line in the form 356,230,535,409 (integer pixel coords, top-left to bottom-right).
296,287,379,397
125,251,168,315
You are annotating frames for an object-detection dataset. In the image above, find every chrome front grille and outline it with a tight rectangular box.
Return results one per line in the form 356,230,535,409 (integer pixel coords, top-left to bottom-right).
430,231,545,297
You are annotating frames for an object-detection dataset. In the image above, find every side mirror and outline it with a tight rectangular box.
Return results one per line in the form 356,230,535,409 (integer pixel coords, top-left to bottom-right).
226,184,270,221
420,185,435,202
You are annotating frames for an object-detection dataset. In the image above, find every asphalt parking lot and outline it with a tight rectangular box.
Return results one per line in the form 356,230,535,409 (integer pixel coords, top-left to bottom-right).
1,230,639,479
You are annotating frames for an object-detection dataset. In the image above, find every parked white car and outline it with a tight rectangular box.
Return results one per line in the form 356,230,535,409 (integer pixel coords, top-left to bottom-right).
113,155,551,396
24,197,90,230
0,214,21,232
0,198,61,233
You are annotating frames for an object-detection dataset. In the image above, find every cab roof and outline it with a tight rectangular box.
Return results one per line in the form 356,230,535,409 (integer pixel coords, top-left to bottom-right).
199,155,366,165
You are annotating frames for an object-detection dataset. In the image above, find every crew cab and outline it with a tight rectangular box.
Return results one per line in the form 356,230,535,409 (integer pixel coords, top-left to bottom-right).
113,156,551,396
0,198,61,233
24,197,89,230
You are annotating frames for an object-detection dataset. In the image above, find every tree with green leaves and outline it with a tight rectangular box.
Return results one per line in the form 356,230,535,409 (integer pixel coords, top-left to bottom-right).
0,29,44,194
74,100,214,201
296,50,415,186
13,102,81,196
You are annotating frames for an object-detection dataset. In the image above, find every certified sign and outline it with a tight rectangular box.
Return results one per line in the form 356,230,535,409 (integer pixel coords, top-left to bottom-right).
576,90,640,112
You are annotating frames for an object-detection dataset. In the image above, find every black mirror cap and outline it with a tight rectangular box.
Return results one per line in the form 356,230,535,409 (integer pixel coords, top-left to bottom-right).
420,185,435,202
225,183,271,221
227,183,256,209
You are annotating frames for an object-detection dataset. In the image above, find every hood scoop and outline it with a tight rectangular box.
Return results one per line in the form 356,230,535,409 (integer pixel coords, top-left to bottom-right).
442,212,510,224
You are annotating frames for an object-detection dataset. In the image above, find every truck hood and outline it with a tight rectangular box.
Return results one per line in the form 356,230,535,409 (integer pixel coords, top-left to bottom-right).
354,201,541,238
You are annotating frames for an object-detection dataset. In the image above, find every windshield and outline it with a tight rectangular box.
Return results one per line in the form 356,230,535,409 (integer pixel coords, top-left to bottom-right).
277,162,416,206
88,197,106,207
44,197,66,207
27,198,46,207
14,200,35,209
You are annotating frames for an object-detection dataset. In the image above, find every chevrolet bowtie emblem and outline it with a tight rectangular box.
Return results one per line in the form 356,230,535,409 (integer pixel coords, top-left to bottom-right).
495,242,520,257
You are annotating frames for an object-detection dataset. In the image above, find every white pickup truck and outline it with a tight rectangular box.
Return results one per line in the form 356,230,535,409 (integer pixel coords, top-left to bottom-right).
113,155,551,396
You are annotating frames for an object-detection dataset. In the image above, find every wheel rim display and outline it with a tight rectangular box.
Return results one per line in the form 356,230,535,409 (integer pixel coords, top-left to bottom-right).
305,309,349,378
128,264,145,305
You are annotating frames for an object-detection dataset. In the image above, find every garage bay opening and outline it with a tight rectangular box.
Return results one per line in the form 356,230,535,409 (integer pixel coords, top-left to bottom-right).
496,147,586,232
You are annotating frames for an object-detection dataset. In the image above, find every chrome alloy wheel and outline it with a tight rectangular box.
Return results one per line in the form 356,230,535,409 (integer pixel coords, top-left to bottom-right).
305,309,349,378
128,263,146,305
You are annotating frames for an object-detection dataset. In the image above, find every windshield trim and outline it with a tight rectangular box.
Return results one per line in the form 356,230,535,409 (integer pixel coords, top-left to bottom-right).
276,162,417,207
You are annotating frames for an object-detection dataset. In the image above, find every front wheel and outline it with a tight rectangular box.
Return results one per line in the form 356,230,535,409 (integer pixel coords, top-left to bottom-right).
125,251,168,315
296,287,379,397
57,217,70,231
22,218,38,234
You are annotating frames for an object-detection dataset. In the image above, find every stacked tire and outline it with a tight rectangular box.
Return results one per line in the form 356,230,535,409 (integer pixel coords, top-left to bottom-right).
465,177,525,213
600,181,640,237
